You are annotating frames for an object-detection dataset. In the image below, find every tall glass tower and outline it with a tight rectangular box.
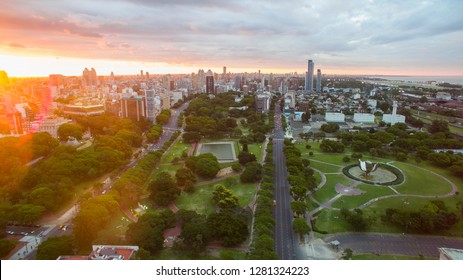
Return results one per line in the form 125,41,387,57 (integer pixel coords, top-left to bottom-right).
306,60,314,92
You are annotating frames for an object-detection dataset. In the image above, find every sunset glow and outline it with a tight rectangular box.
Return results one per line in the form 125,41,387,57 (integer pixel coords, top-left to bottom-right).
1,0,462,77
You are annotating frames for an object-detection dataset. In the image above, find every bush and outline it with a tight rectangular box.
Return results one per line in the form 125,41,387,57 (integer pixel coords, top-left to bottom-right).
351,153,363,159
343,156,350,162
232,163,242,172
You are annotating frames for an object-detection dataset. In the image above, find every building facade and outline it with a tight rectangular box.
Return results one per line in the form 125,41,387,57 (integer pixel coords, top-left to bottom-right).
325,112,345,122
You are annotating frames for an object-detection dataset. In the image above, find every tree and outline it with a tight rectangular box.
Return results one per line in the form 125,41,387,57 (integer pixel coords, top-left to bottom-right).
396,152,408,162
183,132,201,144
177,210,209,255
320,139,345,153
126,211,174,254
292,217,310,236
57,123,83,141
196,155,220,179
301,158,310,167
149,172,180,207
12,204,45,225
207,212,248,246
428,120,449,134
240,162,262,183
291,201,308,217
27,187,56,210
0,238,17,258
212,185,239,211
231,163,241,172
301,112,311,123
320,123,340,133
238,151,256,165
36,236,74,260
342,248,353,260
175,167,196,187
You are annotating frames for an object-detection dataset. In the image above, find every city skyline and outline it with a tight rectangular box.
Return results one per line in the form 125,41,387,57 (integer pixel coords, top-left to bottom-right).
1,0,463,77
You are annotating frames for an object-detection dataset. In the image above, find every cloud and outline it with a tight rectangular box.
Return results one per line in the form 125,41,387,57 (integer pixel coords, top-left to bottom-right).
0,0,462,74
9,42,26,48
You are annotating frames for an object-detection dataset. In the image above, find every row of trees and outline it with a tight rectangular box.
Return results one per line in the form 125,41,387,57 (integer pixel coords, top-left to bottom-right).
248,139,278,259
382,200,460,233
156,109,172,125
283,139,317,237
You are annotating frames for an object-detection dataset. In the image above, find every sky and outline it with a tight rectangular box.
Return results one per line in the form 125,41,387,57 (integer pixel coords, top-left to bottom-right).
1,0,463,77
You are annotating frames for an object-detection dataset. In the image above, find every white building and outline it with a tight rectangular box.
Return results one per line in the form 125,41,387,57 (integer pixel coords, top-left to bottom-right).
325,112,345,122
144,89,157,123
37,116,71,138
367,99,377,108
171,91,183,104
382,101,405,124
382,114,405,124
354,113,375,123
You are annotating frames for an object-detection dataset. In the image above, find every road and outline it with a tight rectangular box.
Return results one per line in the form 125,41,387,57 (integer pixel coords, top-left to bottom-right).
324,232,463,258
273,103,304,260
18,101,190,260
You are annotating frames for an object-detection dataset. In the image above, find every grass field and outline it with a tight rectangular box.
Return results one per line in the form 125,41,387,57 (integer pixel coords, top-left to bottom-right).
331,184,396,209
310,160,343,173
313,174,351,204
393,162,453,196
161,140,190,164
314,209,351,233
248,143,264,162
176,176,257,215
292,138,463,236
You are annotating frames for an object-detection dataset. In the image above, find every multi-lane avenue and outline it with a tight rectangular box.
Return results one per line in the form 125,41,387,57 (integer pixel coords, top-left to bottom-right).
273,102,304,260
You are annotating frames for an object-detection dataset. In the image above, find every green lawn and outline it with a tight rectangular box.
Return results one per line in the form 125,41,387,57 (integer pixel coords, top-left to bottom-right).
152,164,183,177
313,174,351,204
248,143,264,162
161,140,190,164
295,142,322,153
331,184,396,209
309,160,343,174
313,209,351,233
176,176,257,215
313,170,322,186
393,162,453,196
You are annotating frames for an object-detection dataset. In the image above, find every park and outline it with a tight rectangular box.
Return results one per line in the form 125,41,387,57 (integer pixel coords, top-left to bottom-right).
292,141,463,242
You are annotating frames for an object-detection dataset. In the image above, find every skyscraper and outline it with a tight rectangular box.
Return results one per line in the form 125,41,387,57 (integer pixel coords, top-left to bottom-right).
144,89,156,123
206,70,214,94
306,60,314,92
316,69,322,93
82,68,98,87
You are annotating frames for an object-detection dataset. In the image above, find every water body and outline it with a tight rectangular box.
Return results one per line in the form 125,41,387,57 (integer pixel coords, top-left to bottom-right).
368,76,463,86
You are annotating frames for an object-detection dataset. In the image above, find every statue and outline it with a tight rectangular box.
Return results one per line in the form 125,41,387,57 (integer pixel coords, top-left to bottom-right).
358,159,378,177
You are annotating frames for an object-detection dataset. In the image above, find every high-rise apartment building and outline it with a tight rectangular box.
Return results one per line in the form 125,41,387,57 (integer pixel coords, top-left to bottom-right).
206,70,214,94
82,68,98,87
316,69,322,93
144,89,157,123
120,95,145,122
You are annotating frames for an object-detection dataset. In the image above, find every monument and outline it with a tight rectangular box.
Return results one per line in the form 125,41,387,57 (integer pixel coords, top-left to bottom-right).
358,159,378,177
